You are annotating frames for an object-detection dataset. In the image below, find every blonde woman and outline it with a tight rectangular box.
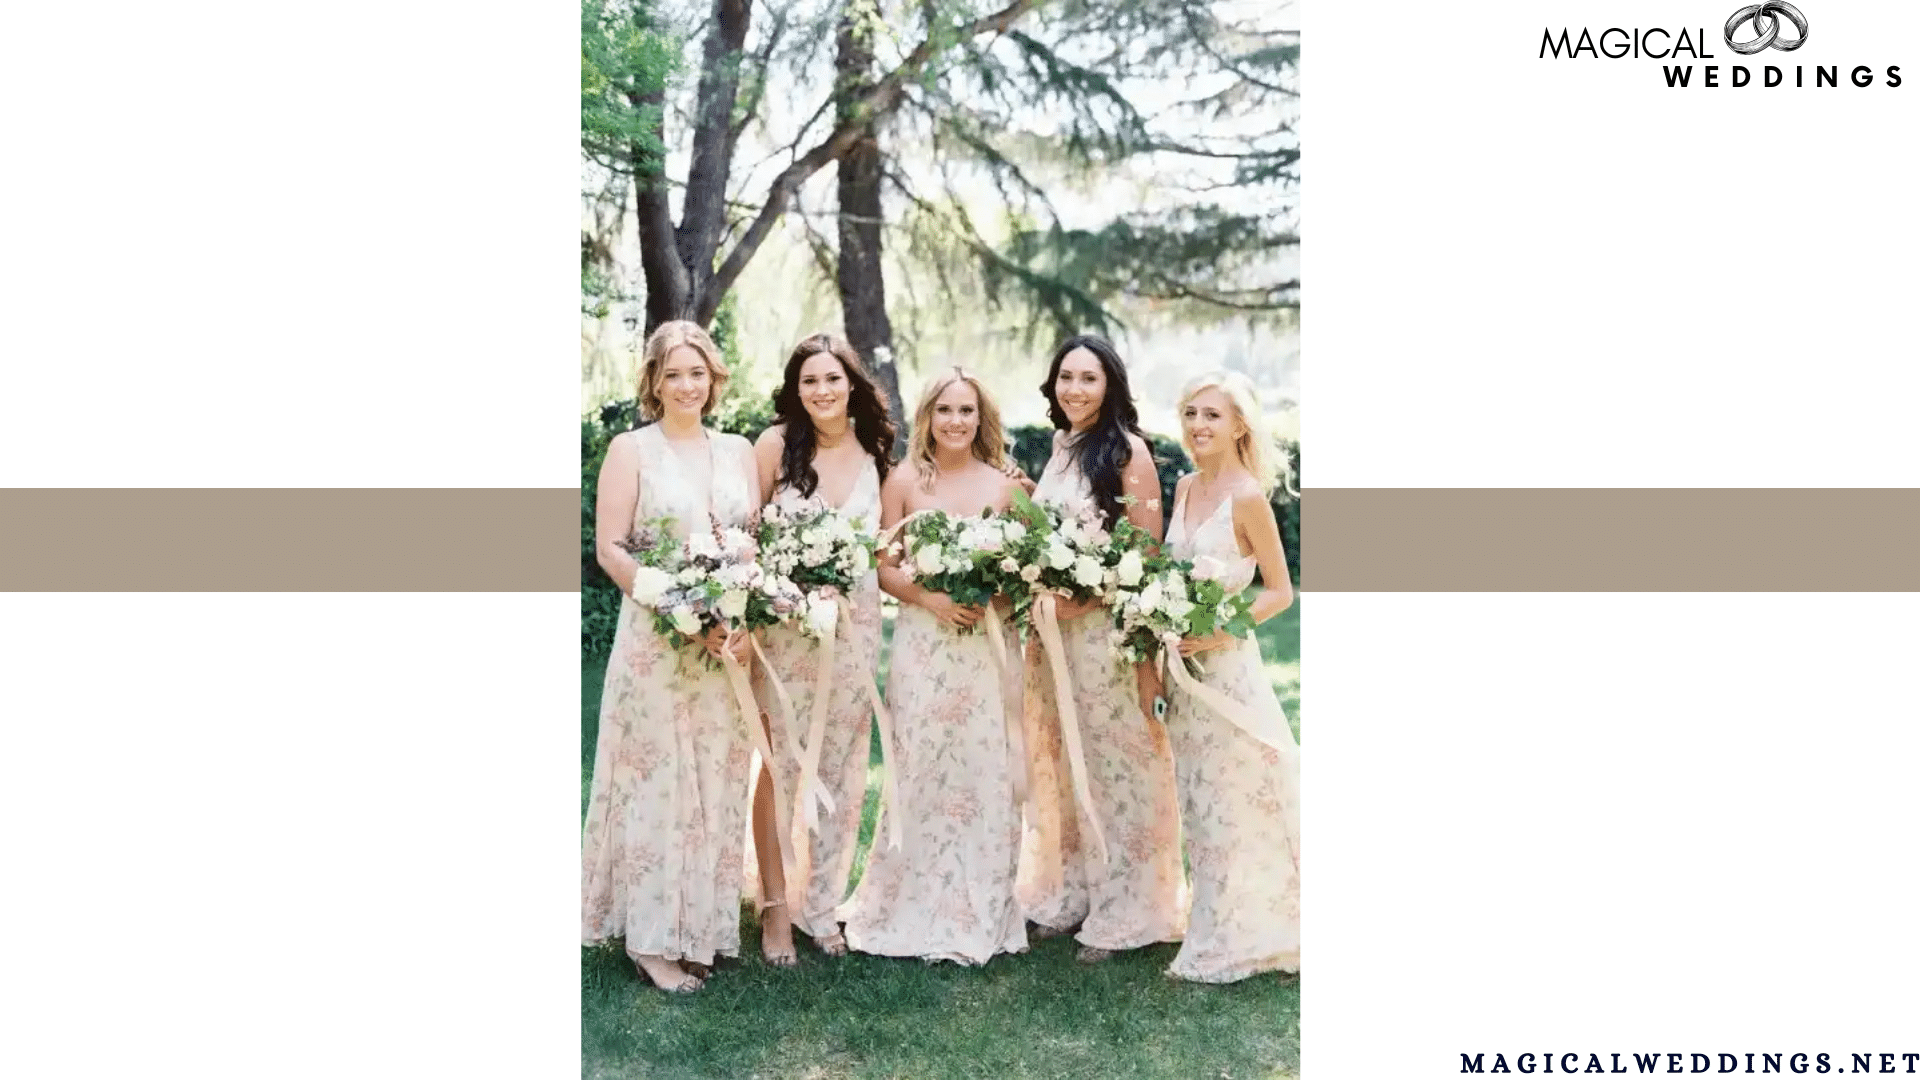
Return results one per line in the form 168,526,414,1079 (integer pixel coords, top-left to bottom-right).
1161,370,1300,983
581,321,762,993
748,333,896,963
835,369,1029,965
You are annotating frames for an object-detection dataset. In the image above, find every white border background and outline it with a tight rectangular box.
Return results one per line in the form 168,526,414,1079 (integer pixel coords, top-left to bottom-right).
4,1,1920,1077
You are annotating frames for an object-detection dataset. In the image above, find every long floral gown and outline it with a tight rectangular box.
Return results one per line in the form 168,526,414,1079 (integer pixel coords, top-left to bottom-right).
1016,434,1186,950
835,597,1029,965
1162,482,1302,982
581,424,759,965
751,459,883,939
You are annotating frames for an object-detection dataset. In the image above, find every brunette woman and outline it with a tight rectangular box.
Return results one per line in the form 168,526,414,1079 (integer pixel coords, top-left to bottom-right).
1016,335,1185,963
748,333,895,963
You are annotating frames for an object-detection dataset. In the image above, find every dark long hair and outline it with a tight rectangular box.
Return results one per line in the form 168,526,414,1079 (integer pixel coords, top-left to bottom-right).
1040,334,1148,528
771,333,896,497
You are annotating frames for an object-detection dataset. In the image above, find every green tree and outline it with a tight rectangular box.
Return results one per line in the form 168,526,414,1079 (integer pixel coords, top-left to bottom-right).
581,0,677,318
890,0,1299,340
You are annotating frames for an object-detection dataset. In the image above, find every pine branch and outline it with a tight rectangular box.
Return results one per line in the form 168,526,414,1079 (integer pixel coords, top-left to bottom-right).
698,0,1045,324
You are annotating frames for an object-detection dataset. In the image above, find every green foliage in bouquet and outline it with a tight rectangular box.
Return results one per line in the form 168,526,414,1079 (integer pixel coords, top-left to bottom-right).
893,509,1017,612
758,499,878,596
998,487,1159,620
1111,554,1259,666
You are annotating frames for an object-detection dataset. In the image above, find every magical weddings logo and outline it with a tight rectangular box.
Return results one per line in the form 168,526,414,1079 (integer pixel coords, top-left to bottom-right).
1538,3,1902,88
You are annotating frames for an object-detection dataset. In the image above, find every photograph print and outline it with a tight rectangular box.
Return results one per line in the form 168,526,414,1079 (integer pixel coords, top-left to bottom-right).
577,0,1300,1075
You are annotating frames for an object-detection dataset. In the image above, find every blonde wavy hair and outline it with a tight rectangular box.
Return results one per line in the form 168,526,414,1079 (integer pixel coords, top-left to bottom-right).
1178,370,1295,497
636,320,729,421
908,367,1009,490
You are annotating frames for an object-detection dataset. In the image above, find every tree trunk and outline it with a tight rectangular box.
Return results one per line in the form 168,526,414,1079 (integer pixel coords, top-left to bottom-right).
679,0,752,305
635,0,750,336
633,87,690,335
834,9,905,445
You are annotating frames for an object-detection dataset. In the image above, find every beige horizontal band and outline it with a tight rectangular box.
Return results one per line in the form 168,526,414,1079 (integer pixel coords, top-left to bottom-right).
1303,488,1920,591
0,489,578,591
6,488,1916,592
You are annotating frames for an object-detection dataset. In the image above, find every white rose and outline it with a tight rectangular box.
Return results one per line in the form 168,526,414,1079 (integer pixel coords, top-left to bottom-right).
1165,596,1194,623
829,516,856,542
801,528,824,548
999,557,1019,574
806,596,839,638
1072,555,1103,590
1138,579,1164,614
1115,549,1145,588
629,566,673,606
914,542,944,576
687,532,719,559
670,606,702,636
968,527,1002,553
1020,564,1042,583
677,566,704,585
719,589,748,620
1003,521,1027,543
1045,542,1075,570
945,556,970,576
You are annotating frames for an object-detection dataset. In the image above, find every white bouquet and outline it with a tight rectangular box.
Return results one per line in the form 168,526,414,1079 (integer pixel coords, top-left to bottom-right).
757,491,880,640
622,515,802,646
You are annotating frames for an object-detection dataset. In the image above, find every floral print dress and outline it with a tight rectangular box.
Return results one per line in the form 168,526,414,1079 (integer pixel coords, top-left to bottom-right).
1161,482,1301,982
835,586,1029,964
751,458,883,939
581,424,759,965
1015,436,1187,950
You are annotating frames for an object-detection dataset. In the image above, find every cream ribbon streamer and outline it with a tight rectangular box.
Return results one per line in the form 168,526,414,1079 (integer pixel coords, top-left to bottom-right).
746,632,836,841
877,507,1027,816
980,604,1031,811
865,667,906,851
1160,636,1300,840
720,630,798,878
1031,593,1109,864
794,598,840,836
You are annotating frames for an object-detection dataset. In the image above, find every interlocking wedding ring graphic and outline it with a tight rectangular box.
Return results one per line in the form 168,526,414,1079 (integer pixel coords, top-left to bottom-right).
1726,2,1808,54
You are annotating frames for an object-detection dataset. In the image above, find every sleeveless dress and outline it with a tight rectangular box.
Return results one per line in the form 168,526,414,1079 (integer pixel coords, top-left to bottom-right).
581,424,759,965
1015,437,1186,950
1162,481,1302,982
835,503,1030,965
751,457,884,939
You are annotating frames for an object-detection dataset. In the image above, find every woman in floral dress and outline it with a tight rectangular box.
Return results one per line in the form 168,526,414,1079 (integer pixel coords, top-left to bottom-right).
1017,334,1187,963
836,368,1029,965
1161,370,1301,982
748,333,895,963
581,321,763,993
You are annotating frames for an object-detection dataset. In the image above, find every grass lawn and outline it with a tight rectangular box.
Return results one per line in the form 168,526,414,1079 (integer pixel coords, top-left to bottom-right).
581,599,1301,1079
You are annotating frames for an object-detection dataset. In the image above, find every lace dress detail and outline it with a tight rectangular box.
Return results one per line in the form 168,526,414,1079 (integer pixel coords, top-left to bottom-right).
751,458,884,937
581,424,759,964
1014,436,1187,949
1161,482,1301,982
